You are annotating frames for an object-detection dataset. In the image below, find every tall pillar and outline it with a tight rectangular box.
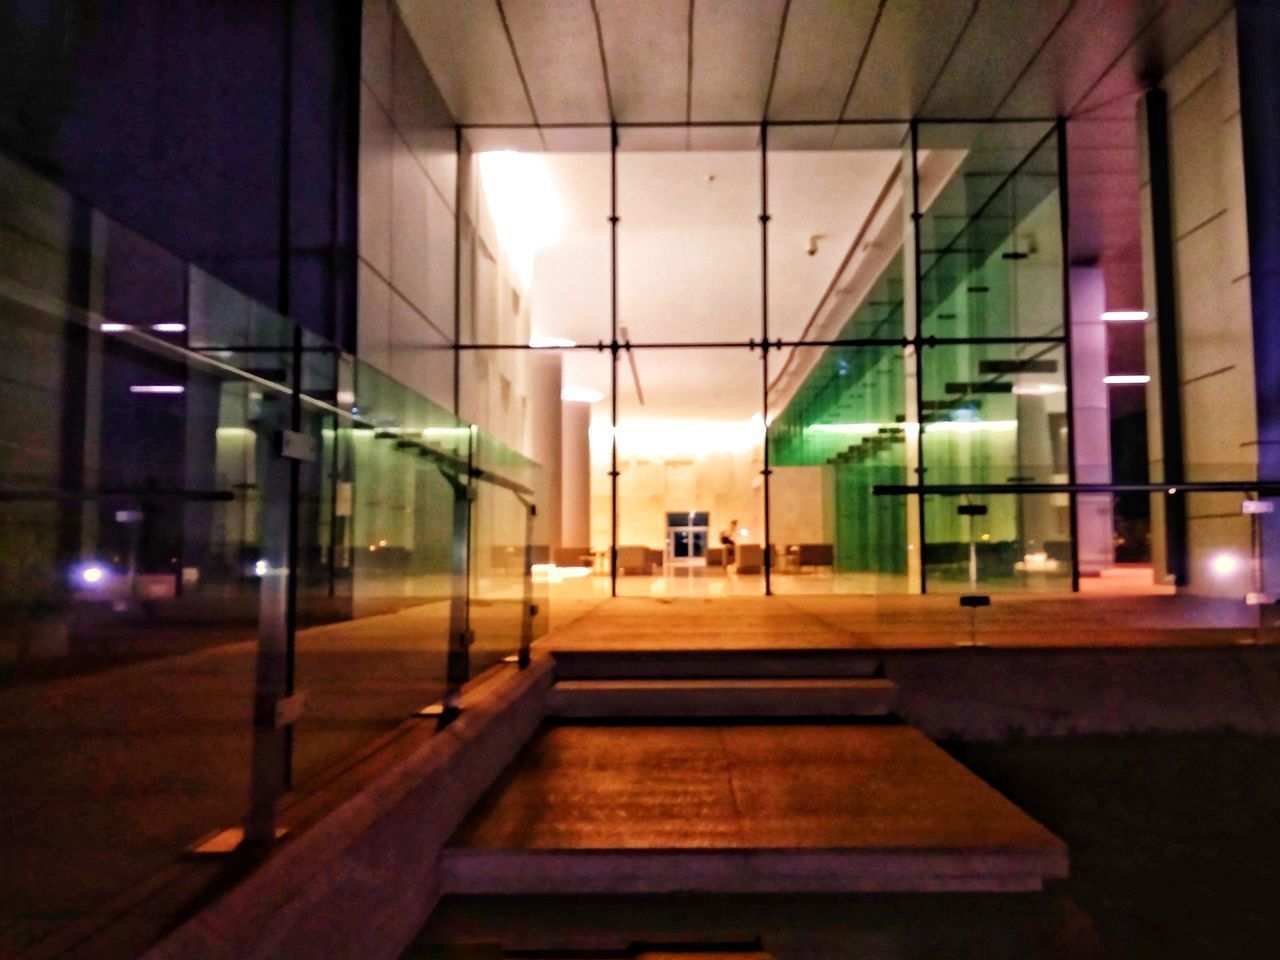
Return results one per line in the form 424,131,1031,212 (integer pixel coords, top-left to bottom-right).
526,352,563,550
1070,266,1114,575
561,400,592,551
1237,0,1280,596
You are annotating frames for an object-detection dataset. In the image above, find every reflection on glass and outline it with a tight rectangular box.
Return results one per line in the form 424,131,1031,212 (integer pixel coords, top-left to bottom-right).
916,122,1062,340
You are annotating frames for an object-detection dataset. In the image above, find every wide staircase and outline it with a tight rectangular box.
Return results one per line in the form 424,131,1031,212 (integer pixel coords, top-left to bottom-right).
439,645,1066,898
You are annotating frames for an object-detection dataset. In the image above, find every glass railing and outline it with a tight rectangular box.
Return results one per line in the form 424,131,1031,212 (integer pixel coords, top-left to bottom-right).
0,151,545,952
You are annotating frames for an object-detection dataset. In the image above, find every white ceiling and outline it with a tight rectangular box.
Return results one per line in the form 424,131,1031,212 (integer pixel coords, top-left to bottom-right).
396,0,1234,125
529,148,900,417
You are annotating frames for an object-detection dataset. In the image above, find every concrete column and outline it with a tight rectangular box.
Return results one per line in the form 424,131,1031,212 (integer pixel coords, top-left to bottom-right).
526,353,563,550
1070,266,1113,575
561,400,591,551
1237,0,1280,597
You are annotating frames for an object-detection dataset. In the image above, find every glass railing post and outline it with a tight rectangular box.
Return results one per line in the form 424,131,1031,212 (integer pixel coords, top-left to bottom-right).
518,498,536,668
440,474,474,726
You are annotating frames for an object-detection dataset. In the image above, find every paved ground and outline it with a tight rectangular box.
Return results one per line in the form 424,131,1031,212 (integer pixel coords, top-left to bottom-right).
540,594,1261,652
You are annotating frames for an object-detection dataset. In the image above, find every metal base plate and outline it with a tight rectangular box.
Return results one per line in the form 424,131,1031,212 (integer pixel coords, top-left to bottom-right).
186,826,287,857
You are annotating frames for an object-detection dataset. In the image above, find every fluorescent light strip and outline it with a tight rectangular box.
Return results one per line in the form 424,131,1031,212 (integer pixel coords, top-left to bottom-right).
1104,375,1150,384
1101,310,1149,322
151,323,187,333
101,322,131,333
130,384,186,394
530,335,576,348
562,386,603,403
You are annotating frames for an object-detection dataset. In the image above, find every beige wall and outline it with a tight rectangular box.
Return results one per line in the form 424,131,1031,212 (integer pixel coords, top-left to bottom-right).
1143,9,1257,596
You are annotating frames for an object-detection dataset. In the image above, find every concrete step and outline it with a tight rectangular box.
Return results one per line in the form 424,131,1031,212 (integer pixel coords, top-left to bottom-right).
547,678,897,718
550,649,883,681
442,724,1069,897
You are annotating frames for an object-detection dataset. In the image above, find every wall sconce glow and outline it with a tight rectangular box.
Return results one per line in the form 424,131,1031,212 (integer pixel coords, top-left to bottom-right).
529,335,576,348
562,386,604,403
1210,553,1239,576
151,323,187,333
130,384,186,394
253,559,270,577
477,151,563,290
101,322,131,333
1101,310,1149,322
1012,383,1066,396
1104,375,1150,385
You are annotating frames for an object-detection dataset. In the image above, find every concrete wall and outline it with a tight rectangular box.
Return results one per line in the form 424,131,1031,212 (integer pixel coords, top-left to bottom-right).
358,0,457,410
1143,10,1257,597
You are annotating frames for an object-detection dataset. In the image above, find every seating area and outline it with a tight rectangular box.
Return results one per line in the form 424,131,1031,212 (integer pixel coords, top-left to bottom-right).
592,543,836,576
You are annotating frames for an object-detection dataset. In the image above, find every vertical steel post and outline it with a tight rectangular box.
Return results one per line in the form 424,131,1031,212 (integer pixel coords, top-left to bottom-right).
609,121,619,597
760,122,773,596
518,500,536,667
909,121,929,594
1056,117,1081,592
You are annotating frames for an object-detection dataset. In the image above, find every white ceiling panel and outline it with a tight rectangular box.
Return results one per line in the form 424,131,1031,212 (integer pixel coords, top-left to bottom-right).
396,0,533,123
690,0,787,122
1070,0,1235,116
920,0,1073,118
841,0,980,119
501,0,611,123
767,0,882,121
594,0,691,122
995,0,1163,117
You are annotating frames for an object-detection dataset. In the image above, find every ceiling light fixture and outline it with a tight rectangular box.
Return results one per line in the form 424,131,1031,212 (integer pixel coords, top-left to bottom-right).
1101,310,1149,322
130,384,186,394
529,335,576,348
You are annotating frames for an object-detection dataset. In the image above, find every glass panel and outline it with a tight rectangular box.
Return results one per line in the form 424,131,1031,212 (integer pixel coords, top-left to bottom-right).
919,341,1069,486
766,123,907,343
916,122,1062,340
617,125,760,344
768,344,911,594
460,127,610,346
290,359,461,786
614,347,764,597
0,166,272,944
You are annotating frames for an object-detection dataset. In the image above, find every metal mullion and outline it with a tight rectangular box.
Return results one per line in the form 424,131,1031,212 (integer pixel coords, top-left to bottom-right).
761,122,772,597
1056,117,1081,592
909,120,928,595
609,120,619,598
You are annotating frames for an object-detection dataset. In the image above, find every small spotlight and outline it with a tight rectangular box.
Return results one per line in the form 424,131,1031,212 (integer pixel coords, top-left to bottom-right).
253,559,269,576
1210,553,1238,576
80,564,106,585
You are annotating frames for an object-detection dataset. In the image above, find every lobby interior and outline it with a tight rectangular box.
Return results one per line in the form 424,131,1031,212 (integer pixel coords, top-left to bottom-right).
3,1,1280,958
